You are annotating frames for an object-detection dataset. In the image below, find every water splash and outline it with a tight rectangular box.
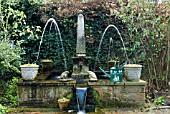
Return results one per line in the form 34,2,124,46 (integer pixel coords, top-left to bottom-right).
34,18,67,70
76,88,87,114
77,111,86,114
94,25,129,69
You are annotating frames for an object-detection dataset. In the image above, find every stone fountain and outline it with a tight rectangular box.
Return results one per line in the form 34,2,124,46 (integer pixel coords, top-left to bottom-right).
17,10,147,112
71,10,91,81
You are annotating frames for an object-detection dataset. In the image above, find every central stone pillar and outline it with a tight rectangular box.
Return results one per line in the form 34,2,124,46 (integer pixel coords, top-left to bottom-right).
71,10,90,82
76,10,86,57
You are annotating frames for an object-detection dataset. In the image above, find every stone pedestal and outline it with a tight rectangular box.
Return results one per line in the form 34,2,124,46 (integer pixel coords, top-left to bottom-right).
41,60,53,80
71,56,90,80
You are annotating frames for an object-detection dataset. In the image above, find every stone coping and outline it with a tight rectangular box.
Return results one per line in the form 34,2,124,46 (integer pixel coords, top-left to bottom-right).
17,80,76,86
17,79,147,86
88,79,147,86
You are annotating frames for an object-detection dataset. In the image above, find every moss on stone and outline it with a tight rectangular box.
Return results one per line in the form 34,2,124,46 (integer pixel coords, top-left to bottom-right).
7,108,59,113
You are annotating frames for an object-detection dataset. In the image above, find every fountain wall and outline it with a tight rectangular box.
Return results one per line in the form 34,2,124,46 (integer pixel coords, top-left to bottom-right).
17,9,147,110
17,80,146,108
17,80,75,107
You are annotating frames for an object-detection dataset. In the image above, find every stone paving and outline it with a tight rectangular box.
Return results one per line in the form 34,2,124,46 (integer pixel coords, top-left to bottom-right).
8,109,170,114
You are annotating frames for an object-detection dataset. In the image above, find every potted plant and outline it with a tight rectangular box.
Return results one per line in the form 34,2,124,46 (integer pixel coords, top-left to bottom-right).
58,93,72,111
20,64,39,81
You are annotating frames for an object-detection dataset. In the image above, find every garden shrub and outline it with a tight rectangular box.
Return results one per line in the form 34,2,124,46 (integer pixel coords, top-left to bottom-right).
0,0,27,41
0,0,42,64
0,41,22,80
0,104,7,114
6,77,21,107
0,0,42,108
0,77,21,107
115,1,170,91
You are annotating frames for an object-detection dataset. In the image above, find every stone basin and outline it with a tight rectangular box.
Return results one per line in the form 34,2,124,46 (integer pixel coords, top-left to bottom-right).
17,79,146,108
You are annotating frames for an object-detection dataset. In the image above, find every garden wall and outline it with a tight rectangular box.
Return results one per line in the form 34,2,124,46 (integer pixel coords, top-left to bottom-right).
17,80,146,108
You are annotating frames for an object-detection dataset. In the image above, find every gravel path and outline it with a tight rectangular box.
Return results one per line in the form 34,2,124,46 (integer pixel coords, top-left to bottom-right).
8,109,170,114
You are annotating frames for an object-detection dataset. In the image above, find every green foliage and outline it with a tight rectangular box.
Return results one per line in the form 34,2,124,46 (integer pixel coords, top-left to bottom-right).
20,25,41,64
154,96,165,105
7,77,21,107
0,42,22,80
93,90,101,107
58,92,72,102
4,0,43,64
28,0,45,4
19,1,129,71
0,0,42,64
0,77,21,107
58,97,69,101
66,93,73,99
15,0,44,25
0,104,7,114
0,0,27,41
116,1,170,90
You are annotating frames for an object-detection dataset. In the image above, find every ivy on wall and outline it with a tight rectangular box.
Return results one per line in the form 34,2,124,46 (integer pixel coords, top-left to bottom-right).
10,1,128,72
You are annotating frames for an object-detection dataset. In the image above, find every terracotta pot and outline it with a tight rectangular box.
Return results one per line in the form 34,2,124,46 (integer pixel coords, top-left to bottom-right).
58,99,70,111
